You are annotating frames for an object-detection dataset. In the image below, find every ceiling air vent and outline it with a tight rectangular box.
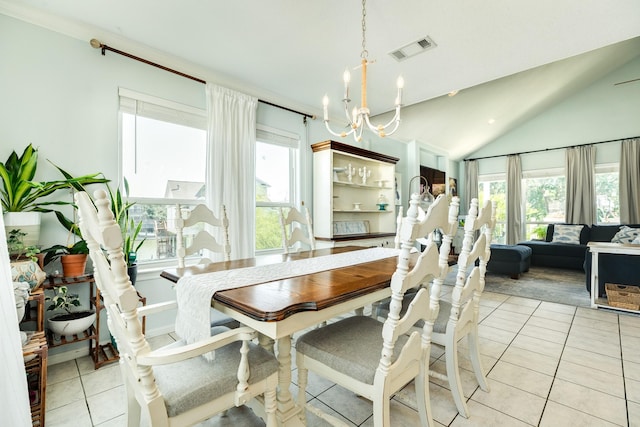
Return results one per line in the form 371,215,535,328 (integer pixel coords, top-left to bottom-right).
389,35,437,62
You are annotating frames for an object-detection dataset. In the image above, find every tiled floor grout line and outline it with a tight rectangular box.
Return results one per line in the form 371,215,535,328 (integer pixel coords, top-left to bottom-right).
480,298,542,427
534,302,577,427
619,315,631,427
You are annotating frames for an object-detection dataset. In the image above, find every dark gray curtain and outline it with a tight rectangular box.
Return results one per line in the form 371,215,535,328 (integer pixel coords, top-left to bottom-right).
565,145,596,224
506,155,522,244
464,160,478,214
620,138,640,223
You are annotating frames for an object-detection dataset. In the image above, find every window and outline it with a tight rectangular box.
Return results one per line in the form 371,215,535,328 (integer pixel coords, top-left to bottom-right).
478,174,506,244
523,169,566,239
119,89,207,263
595,163,619,224
255,127,299,252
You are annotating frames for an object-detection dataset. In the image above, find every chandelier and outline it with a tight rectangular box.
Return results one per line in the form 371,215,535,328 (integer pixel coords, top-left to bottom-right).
322,0,404,142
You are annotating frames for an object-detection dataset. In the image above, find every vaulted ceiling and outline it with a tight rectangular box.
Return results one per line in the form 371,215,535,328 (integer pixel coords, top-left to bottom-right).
2,0,640,160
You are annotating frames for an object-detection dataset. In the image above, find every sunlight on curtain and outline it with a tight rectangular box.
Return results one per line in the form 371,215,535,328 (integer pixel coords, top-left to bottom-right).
206,84,258,259
464,160,478,214
620,138,640,223
506,155,522,244
565,145,596,224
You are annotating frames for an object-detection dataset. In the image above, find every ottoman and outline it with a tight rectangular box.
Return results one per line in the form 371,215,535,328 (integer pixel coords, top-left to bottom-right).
487,244,532,279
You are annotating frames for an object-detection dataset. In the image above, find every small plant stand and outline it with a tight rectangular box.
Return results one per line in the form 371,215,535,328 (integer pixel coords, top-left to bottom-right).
23,332,48,427
44,274,146,369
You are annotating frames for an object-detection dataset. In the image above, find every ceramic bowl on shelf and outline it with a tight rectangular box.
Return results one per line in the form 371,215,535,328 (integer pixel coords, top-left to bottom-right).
48,310,96,338
376,203,388,211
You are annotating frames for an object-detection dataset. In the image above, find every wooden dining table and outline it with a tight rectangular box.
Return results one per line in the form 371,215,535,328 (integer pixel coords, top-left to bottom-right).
161,246,401,426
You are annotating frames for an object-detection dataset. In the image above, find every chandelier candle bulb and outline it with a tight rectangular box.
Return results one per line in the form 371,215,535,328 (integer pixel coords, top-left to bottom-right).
322,95,329,120
343,69,351,100
396,76,404,105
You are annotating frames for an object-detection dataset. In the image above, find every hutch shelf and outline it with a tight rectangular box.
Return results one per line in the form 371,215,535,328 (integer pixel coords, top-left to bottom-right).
312,140,399,248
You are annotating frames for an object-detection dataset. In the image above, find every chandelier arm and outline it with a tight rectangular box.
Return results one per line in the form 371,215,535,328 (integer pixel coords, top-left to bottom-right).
324,120,355,138
376,107,402,130
363,110,401,137
354,121,365,142
362,111,394,132
381,117,401,137
342,101,355,125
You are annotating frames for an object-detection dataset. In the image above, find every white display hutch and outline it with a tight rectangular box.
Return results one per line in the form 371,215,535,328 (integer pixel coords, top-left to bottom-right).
311,140,398,248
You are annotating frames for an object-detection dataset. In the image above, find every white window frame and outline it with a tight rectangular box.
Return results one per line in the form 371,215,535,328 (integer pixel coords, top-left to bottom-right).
118,88,207,272
255,125,301,254
595,162,620,224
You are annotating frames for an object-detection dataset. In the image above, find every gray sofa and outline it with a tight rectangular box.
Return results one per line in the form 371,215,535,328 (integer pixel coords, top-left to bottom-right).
517,223,640,296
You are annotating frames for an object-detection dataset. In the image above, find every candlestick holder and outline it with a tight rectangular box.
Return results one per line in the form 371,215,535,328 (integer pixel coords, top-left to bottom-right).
346,164,356,183
359,166,371,185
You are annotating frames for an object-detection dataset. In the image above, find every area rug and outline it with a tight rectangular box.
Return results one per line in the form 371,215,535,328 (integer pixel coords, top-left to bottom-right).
444,266,590,307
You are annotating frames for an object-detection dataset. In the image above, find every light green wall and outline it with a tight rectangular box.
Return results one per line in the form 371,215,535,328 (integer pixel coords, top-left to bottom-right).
469,56,640,174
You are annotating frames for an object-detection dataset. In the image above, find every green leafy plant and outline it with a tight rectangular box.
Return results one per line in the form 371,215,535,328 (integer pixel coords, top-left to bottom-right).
46,286,81,314
107,179,145,267
41,240,89,266
0,143,108,213
6,228,40,261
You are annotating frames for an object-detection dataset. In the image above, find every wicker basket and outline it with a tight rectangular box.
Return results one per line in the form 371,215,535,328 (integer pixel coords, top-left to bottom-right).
605,283,640,310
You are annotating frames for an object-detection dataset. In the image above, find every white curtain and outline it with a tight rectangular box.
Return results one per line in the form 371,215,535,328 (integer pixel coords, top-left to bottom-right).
565,145,596,224
205,84,258,259
506,155,522,244
620,138,640,223
464,160,479,214
0,214,32,426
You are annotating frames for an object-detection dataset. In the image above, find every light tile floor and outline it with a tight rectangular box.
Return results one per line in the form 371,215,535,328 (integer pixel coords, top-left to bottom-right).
45,290,640,427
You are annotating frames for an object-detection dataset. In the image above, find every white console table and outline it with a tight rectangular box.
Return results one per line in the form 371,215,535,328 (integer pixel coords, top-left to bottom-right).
588,242,640,313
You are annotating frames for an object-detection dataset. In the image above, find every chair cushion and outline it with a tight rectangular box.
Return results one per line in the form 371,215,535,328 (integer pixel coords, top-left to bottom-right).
296,316,408,384
432,301,452,334
152,334,278,417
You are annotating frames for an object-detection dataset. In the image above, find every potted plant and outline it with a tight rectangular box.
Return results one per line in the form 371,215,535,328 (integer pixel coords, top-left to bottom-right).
45,285,95,338
1,143,108,246
107,179,145,285
7,228,46,290
42,239,89,278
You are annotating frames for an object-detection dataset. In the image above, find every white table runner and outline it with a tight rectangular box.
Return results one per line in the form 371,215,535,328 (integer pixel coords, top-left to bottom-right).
175,247,399,360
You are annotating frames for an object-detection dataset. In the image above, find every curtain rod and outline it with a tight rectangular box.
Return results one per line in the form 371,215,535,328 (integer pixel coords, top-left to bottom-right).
464,135,640,162
90,39,316,120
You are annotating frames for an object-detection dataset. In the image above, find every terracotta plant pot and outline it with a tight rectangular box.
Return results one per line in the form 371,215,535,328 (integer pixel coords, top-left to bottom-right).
48,310,96,337
61,254,88,277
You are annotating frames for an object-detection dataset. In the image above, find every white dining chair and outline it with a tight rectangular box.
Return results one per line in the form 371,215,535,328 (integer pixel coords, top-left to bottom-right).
77,190,278,427
295,193,458,427
175,204,231,268
279,202,315,254
175,203,238,328
428,198,496,418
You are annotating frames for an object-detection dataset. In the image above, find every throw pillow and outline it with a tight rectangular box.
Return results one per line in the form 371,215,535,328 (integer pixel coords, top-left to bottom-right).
551,224,583,245
611,226,640,244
